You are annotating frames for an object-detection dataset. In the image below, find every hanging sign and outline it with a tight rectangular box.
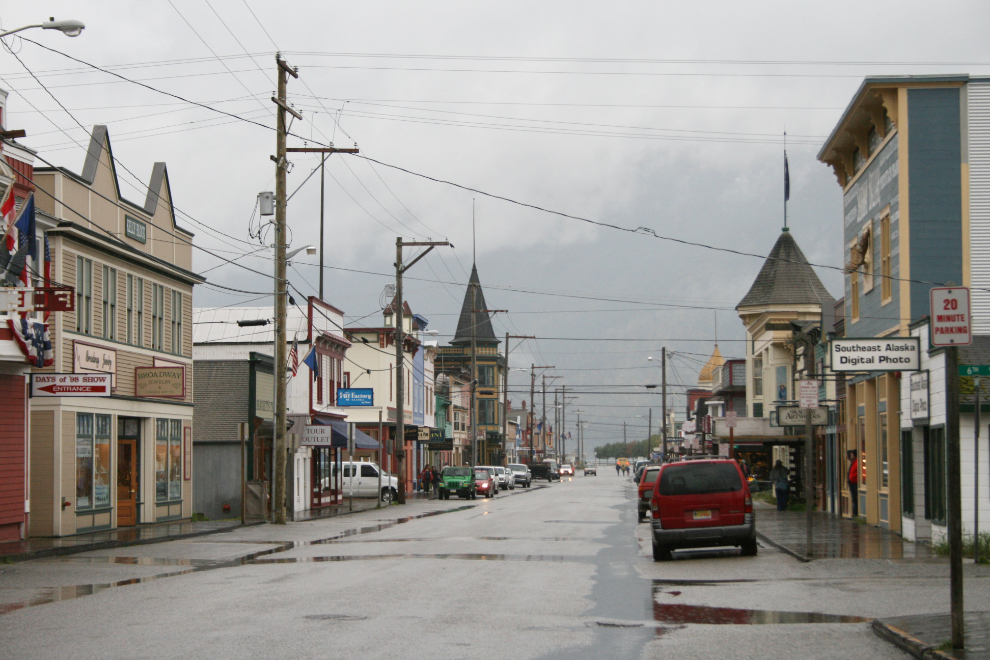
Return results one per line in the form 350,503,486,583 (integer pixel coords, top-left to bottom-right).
910,371,929,420
930,287,972,346
829,337,920,372
31,373,111,397
337,388,374,406
799,380,819,409
775,405,829,426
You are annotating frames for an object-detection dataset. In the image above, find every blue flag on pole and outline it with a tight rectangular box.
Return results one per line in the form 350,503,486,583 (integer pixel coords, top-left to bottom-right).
302,346,319,381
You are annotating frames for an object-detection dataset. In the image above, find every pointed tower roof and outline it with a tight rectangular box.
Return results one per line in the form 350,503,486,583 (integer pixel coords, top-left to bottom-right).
736,230,834,309
697,345,725,388
451,264,500,345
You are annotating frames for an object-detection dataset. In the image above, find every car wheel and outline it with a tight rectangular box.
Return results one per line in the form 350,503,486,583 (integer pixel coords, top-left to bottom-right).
380,488,393,504
652,541,672,562
741,537,758,557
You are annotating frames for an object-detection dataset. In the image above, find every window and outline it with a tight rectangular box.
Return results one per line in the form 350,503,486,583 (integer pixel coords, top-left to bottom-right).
880,215,892,302
901,430,914,518
75,413,111,510
316,370,323,404
76,256,92,334
478,365,496,387
478,399,498,425
862,228,874,292
924,426,946,524
868,126,882,154
752,403,763,418
858,414,867,487
361,464,377,478
752,356,763,396
152,284,164,350
126,275,133,345
155,419,182,502
102,266,116,340
880,412,889,490
171,290,182,354
853,147,865,174
136,278,144,346
850,270,860,321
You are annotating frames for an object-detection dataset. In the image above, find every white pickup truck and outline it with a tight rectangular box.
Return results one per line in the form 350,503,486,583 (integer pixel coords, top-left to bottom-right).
331,461,399,503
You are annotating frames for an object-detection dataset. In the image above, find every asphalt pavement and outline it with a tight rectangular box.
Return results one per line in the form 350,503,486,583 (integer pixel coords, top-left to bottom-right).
1,469,984,659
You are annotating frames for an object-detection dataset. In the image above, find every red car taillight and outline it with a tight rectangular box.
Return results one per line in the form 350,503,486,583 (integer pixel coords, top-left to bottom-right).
744,491,752,513
650,497,658,512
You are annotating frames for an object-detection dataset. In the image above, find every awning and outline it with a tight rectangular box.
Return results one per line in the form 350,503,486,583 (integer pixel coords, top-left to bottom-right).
310,417,380,450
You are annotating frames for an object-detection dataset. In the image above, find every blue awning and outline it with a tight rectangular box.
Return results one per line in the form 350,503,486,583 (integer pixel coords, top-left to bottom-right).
311,417,380,450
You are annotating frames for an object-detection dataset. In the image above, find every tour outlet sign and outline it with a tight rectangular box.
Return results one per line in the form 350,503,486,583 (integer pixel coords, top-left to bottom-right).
829,338,921,372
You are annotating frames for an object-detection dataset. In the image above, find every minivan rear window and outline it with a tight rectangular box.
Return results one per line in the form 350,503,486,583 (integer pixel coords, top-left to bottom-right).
642,468,659,485
657,463,742,496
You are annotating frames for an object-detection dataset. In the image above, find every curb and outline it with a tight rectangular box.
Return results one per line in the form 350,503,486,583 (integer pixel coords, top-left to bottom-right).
755,531,811,563
871,620,957,660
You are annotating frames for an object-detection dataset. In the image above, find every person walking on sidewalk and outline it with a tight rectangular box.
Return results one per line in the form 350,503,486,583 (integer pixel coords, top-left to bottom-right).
616,462,621,476
430,465,440,497
769,460,790,511
847,450,859,517
419,466,432,495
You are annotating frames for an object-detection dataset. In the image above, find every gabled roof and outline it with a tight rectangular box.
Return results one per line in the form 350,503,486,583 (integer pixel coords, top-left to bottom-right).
451,264,499,345
736,230,835,309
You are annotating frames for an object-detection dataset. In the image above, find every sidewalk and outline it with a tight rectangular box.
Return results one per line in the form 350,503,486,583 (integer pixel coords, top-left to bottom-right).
873,613,990,660
754,502,936,561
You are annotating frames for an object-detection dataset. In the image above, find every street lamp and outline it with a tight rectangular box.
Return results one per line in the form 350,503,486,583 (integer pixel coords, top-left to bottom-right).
286,245,316,262
0,18,86,39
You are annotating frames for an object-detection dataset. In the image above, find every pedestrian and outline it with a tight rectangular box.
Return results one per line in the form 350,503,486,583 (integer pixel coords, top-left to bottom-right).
430,465,440,496
419,465,432,494
740,460,751,479
769,460,790,511
616,462,621,476
847,450,859,517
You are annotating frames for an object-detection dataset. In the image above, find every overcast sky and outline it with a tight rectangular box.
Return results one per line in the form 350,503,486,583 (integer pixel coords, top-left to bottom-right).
4,2,990,454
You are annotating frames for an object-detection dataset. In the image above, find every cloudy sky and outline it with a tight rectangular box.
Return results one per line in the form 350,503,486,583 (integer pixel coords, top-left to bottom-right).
3,2,989,454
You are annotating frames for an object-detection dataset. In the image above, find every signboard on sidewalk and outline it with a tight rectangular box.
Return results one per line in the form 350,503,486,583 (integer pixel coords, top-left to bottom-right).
775,405,829,426
930,287,971,346
798,380,819,408
31,373,111,397
829,338,921,372
725,411,737,428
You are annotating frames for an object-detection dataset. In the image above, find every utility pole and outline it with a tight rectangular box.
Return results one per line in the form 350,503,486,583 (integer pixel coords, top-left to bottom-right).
561,385,566,462
662,347,668,460
503,333,535,464
394,238,450,503
271,54,300,525
648,408,652,446
946,345,964,649
527,364,554,460
540,375,561,459
623,421,627,444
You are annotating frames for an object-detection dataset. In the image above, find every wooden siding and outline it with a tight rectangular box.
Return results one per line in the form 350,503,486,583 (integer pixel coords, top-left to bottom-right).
0,376,25,536
970,81,990,333
28,410,55,537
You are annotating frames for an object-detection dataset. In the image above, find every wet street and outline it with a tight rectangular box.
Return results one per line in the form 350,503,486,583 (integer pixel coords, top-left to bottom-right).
2,470,979,659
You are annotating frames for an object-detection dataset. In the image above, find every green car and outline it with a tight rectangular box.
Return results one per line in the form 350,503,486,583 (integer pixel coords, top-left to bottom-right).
439,466,476,500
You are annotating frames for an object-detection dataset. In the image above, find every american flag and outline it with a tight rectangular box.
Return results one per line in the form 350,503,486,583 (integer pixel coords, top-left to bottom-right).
289,335,299,377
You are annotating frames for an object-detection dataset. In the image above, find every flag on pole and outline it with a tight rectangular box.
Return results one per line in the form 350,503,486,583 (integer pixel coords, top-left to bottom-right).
288,334,299,377
784,152,790,202
13,193,36,286
302,346,319,381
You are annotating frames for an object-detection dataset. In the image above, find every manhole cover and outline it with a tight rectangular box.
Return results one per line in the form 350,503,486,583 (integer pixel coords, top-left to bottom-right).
304,614,367,621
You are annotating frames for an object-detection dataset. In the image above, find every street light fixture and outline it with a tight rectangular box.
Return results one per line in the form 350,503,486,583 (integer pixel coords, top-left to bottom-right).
0,18,86,39
286,245,316,262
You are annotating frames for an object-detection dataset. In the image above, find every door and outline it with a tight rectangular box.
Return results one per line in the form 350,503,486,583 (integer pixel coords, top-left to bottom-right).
360,464,379,497
117,439,138,526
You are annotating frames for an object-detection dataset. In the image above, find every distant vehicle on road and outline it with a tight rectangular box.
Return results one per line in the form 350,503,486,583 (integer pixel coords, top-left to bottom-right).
507,464,532,488
528,461,560,482
616,457,630,469
474,468,497,498
439,466,476,500
494,466,514,490
648,458,756,561
560,464,574,476
584,465,597,476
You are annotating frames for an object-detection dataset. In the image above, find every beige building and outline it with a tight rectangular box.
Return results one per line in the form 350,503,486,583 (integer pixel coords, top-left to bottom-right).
29,126,202,536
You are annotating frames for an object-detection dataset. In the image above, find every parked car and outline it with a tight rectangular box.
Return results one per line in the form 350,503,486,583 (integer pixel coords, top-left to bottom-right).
543,461,561,481
479,465,512,491
439,466,476,500
495,466,514,490
560,464,574,476
634,459,650,475
330,461,398,503
584,465,597,476
507,464,532,488
649,458,756,561
637,466,661,521
474,468,497,498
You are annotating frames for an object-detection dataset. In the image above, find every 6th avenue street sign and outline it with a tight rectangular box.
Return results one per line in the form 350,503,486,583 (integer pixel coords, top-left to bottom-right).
959,365,990,377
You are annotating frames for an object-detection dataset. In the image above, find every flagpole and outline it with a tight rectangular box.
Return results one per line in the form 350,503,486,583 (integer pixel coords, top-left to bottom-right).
783,131,788,231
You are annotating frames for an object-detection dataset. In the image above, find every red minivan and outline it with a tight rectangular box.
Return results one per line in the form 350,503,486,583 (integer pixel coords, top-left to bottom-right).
649,458,756,561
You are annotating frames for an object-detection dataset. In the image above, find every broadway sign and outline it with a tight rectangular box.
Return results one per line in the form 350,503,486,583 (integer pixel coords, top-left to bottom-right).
829,337,921,372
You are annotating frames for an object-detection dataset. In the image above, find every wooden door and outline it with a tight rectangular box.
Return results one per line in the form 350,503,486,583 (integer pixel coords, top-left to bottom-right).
117,439,138,526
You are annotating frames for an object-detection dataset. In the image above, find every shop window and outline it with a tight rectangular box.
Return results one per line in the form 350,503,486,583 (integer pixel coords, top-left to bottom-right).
901,430,914,518
880,215,892,302
171,290,182,355
102,266,116,340
316,372,323,404
156,419,182,502
75,413,111,510
879,412,889,490
76,256,92,334
924,426,946,524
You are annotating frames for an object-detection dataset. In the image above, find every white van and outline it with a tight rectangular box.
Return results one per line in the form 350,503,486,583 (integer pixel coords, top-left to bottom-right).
330,461,398,503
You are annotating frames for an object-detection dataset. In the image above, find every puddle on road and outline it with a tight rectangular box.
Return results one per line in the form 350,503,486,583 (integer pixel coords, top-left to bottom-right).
0,505,477,616
651,603,869,626
254,553,574,564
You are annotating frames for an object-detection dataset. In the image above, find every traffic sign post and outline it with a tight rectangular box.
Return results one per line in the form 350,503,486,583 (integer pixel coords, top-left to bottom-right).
797,380,818,559
725,411,737,460
798,380,819,409
931,287,967,648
